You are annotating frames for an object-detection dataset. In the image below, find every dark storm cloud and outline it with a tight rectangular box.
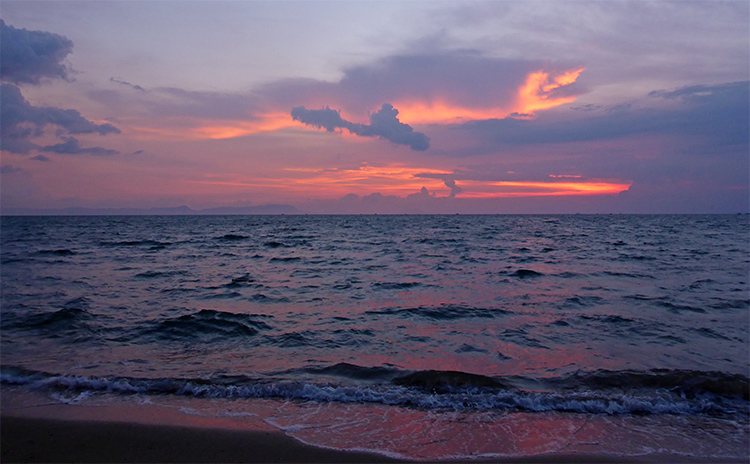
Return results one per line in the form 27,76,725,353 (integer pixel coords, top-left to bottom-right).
292,103,430,151
0,19,74,85
1,83,120,154
460,81,749,148
41,137,119,156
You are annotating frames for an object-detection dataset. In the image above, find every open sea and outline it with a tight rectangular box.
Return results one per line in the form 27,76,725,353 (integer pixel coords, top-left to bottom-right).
1,214,748,460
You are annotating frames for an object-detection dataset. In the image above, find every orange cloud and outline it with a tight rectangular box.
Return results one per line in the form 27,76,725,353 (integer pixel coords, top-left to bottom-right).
393,100,505,125
515,68,585,114
458,178,631,198
191,164,453,198
392,67,585,125
124,112,297,140
125,67,585,141
190,113,294,139
191,164,629,201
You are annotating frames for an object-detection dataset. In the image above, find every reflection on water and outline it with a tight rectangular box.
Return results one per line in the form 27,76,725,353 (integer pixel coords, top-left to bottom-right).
1,214,748,459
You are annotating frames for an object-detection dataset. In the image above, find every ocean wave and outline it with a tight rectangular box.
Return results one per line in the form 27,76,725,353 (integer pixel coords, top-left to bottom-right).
2,307,98,342
99,240,172,248
508,269,544,279
36,249,76,256
371,281,422,290
216,234,249,241
140,309,272,341
2,366,746,417
134,270,189,279
365,304,512,320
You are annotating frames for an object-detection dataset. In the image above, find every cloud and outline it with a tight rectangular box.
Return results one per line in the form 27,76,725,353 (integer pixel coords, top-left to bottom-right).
460,81,749,149
1,83,120,154
85,82,271,139
411,172,464,198
406,186,434,200
292,103,430,150
304,187,447,214
444,179,463,198
274,52,583,123
110,77,146,92
0,165,26,175
0,19,74,85
41,137,119,156
83,51,583,143
291,106,351,132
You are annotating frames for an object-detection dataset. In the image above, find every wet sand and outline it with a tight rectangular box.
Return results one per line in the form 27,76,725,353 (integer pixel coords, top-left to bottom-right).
1,397,744,463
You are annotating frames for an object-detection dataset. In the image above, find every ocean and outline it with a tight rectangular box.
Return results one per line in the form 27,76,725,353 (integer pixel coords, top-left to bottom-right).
1,214,748,460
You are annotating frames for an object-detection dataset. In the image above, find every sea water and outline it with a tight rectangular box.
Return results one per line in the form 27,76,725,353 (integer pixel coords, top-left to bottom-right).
1,214,748,459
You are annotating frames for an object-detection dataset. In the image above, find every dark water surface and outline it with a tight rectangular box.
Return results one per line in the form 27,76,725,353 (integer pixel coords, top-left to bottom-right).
2,215,748,459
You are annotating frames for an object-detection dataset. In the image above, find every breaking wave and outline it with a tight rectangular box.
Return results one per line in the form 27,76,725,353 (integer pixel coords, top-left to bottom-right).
2,365,746,417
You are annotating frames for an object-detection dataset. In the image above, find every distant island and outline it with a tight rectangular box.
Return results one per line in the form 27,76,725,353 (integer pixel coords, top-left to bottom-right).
1,204,303,216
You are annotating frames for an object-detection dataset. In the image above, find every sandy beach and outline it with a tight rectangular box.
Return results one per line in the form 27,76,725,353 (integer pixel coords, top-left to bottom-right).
2,393,745,464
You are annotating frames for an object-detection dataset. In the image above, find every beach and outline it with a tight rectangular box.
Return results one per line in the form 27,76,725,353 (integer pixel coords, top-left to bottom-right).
2,389,746,463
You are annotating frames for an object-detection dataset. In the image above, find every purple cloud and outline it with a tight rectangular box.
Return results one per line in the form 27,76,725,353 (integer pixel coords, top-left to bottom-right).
443,179,463,198
41,137,119,156
0,19,74,85
110,77,146,92
0,165,25,175
460,81,749,148
0,21,120,156
264,51,583,117
1,83,120,154
292,103,430,151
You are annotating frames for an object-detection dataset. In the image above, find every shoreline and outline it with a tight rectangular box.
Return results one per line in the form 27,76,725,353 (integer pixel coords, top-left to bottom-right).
2,394,746,463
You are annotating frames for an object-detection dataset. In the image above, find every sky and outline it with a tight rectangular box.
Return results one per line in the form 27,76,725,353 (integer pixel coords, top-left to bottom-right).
1,0,748,214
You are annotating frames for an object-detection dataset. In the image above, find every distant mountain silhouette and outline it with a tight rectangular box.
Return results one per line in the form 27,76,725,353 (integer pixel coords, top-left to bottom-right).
1,204,303,216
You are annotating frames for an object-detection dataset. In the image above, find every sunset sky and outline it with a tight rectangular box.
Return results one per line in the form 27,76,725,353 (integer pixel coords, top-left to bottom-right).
1,1,748,214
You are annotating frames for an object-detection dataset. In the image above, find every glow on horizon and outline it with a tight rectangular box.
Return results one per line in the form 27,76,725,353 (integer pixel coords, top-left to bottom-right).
191,164,454,198
190,162,631,200
458,179,632,198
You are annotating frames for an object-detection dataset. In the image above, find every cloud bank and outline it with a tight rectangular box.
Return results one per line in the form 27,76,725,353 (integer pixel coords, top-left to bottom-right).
0,21,120,156
81,51,584,144
0,19,73,85
0,84,120,154
41,137,119,156
459,81,749,149
292,103,430,151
